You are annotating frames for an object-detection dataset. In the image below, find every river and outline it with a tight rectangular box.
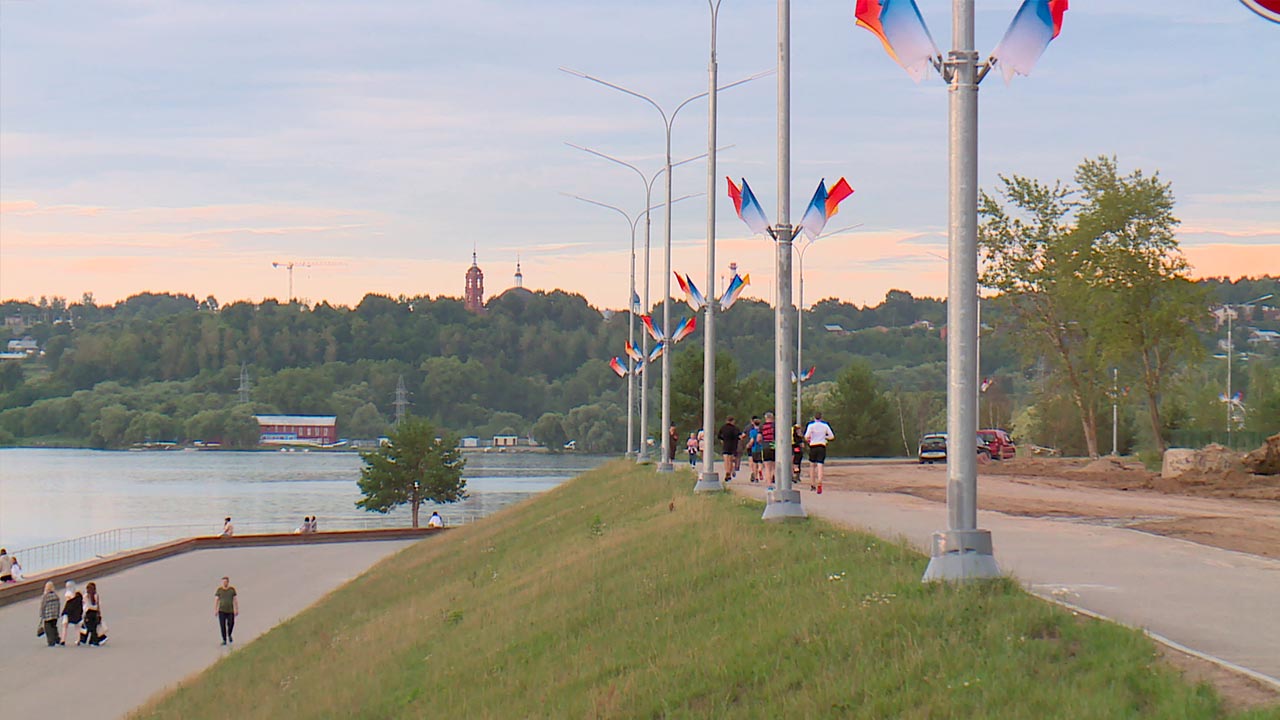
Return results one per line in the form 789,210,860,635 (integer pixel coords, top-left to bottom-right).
0,448,608,558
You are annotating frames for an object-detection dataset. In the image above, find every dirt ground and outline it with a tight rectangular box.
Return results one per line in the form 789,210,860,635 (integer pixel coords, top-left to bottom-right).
823,457,1280,560
821,457,1280,710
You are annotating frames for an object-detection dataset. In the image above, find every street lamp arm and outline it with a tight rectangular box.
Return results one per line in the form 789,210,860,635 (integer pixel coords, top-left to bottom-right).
560,191,632,226
564,142,646,188
559,66,667,124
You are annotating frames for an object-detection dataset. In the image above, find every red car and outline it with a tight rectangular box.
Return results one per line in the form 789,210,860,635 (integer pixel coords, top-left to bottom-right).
978,429,1016,460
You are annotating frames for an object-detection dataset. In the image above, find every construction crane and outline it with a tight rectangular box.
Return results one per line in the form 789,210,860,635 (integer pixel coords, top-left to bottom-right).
271,260,340,303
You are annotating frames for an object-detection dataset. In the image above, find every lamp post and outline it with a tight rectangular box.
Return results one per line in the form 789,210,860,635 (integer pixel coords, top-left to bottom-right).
695,0,728,492
794,223,862,422
560,66,770,473
1224,293,1273,448
565,143,727,462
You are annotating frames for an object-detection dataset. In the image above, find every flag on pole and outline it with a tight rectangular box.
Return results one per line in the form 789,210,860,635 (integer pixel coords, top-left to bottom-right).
641,315,664,342
675,273,707,311
609,357,627,378
981,377,994,393
990,0,1068,83
855,0,941,82
726,177,772,237
798,178,855,242
624,341,643,364
719,273,750,310
631,291,642,314
647,342,665,363
670,315,697,344
800,366,816,382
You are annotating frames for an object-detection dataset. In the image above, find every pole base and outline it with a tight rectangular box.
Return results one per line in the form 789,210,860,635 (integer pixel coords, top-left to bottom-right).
656,461,675,473
694,471,723,493
761,487,807,521
922,529,1001,582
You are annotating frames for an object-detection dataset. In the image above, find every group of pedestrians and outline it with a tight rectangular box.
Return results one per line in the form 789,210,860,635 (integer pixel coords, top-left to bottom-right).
679,411,835,492
38,579,106,647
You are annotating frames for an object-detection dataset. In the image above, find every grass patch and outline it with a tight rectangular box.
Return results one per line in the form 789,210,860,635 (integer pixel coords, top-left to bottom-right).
134,460,1272,719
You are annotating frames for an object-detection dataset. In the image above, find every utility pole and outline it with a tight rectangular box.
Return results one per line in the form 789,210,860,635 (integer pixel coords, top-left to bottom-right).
394,375,410,426
237,364,251,404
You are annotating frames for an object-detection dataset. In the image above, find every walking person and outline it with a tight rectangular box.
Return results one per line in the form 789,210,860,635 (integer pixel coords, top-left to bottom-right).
39,581,61,647
215,576,239,645
804,411,835,494
760,412,777,488
667,424,679,465
791,424,805,480
717,416,741,481
0,548,13,583
686,432,699,468
746,417,763,483
83,581,106,646
61,580,84,646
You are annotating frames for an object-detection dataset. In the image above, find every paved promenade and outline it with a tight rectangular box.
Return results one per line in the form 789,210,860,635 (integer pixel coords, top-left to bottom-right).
0,540,418,719
733,481,1280,686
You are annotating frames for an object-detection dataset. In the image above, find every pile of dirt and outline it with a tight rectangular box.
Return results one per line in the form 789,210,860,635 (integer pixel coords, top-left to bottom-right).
1242,433,1280,475
982,457,1090,477
1151,468,1280,501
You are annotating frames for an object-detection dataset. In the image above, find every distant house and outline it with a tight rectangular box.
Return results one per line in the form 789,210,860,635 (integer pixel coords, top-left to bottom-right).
460,436,480,448
493,435,518,448
253,415,338,445
823,324,846,334
6,336,38,354
1249,329,1280,345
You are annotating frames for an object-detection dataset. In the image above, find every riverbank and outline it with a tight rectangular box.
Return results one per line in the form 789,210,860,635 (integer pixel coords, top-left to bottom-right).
132,460,1260,719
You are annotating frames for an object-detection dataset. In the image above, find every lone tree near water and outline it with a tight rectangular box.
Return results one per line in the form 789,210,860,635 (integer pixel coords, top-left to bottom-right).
357,416,466,528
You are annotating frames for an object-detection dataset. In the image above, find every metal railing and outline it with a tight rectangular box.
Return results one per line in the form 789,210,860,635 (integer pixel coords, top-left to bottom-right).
8,509,493,578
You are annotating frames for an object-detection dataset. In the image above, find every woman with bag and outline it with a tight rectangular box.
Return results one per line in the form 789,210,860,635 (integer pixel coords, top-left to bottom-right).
60,580,84,646
83,581,107,646
39,581,61,647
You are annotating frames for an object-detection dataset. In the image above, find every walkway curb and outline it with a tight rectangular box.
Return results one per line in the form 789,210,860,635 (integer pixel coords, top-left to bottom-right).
0,527,442,607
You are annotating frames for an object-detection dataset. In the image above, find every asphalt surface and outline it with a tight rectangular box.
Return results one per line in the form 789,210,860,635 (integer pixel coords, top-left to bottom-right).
732,479,1280,685
0,540,419,719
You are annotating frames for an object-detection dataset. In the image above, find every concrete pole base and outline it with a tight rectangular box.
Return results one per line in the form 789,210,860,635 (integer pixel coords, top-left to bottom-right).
694,471,723,493
761,487,807,521
922,529,1001,582
656,461,674,473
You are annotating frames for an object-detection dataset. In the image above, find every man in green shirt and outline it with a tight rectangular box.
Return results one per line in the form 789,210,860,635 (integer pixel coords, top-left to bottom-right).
215,576,239,645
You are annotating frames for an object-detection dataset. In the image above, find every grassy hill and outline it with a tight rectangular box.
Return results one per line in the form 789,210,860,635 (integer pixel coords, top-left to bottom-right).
135,461,1268,719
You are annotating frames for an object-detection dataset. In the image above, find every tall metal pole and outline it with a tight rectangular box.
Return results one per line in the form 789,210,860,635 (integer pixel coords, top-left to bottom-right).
641,199,653,461
657,128,676,473
1226,308,1233,448
762,0,804,521
696,0,725,492
1111,367,1118,456
923,0,998,579
627,223,638,457
795,247,805,423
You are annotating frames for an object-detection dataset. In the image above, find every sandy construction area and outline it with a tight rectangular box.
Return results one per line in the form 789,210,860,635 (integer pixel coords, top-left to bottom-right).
820,457,1280,560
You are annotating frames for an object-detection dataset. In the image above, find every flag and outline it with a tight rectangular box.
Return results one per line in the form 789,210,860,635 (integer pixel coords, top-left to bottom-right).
981,377,994,392
624,341,643,363
631,291,641,314
990,0,1068,83
726,177,772,237
800,366,816,382
855,0,941,82
670,315,697,344
641,315,664,342
675,273,706,311
719,273,750,310
647,342,665,363
609,357,627,378
798,178,855,242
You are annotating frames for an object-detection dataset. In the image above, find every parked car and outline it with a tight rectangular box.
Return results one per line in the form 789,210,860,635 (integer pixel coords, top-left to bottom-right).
918,433,992,464
978,428,1017,460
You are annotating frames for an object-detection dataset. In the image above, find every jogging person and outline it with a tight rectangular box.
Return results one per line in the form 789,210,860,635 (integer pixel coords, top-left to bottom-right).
746,417,763,483
717,416,741,481
760,412,777,488
803,412,835,494
215,576,239,645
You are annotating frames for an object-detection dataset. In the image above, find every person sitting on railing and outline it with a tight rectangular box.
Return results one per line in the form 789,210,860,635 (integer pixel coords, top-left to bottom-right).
427,511,444,529
221,517,234,537
308,516,318,533
0,548,13,583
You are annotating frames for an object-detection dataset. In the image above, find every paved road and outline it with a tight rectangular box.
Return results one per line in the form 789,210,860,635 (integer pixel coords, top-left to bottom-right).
0,540,419,719
733,481,1280,685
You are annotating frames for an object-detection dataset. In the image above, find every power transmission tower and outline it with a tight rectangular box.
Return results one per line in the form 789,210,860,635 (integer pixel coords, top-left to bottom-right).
393,375,410,425
237,364,251,404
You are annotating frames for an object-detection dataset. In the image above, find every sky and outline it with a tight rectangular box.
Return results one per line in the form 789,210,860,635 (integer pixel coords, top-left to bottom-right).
1,1,1277,310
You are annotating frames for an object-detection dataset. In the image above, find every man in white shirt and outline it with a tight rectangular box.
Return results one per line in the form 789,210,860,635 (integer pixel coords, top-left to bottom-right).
427,511,444,528
803,412,835,494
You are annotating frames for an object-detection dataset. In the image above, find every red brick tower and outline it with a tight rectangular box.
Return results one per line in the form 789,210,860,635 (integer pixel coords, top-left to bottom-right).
464,252,485,314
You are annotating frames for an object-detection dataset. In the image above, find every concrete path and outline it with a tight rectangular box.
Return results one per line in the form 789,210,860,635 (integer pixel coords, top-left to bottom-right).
0,540,419,719
732,482,1280,685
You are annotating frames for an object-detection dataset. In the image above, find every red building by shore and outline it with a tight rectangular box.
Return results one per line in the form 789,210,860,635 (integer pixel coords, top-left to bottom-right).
253,415,338,445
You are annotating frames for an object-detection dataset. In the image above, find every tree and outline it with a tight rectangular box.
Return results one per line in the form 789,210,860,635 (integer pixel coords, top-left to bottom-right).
1075,157,1207,452
979,171,1106,457
822,362,896,456
357,416,466,528
531,412,568,450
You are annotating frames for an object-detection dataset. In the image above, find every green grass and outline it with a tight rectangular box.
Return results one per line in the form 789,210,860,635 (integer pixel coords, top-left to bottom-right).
135,460,1274,719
